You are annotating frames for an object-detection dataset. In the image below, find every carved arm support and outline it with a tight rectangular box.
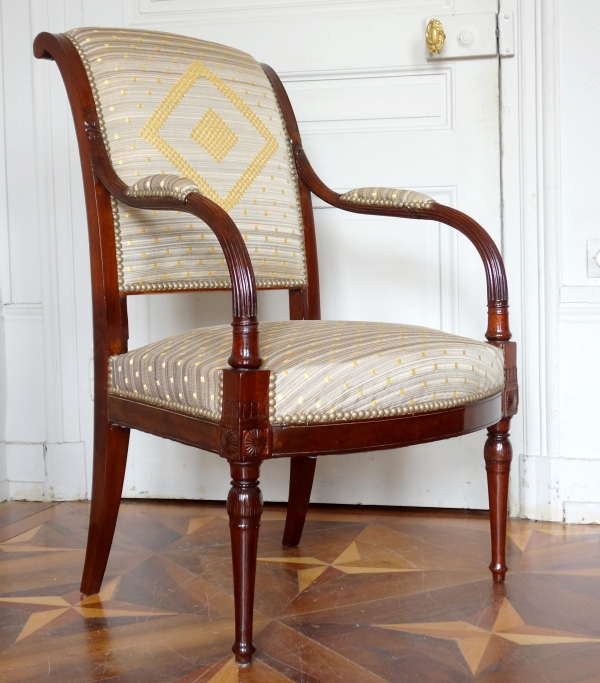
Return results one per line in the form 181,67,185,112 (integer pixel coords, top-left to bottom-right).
86,130,261,369
295,148,511,344
34,31,260,370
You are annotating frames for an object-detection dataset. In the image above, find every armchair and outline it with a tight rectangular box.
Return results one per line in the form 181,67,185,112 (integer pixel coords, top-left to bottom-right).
34,27,518,667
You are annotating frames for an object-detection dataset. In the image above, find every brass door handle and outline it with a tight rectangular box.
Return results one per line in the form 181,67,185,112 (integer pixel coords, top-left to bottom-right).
426,18,445,54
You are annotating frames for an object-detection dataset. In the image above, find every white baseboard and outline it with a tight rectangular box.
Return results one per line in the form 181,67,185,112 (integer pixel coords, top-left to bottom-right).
0,442,6,502
519,454,600,522
44,442,87,501
563,501,600,524
2,305,45,443
4,442,45,500
6,443,45,483
8,482,44,501
2,441,87,501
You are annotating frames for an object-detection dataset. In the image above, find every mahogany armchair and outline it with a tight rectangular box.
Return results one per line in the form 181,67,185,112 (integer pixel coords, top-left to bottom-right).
34,28,518,666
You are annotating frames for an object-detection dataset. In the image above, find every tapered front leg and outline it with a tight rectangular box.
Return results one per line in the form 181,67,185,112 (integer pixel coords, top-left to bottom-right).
227,461,263,666
484,418,513,583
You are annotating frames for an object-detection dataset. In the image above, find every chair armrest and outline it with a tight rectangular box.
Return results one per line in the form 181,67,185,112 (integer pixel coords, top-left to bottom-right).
125,174,199,200
86,120,261,369
297,152,511,343
339,187,436,210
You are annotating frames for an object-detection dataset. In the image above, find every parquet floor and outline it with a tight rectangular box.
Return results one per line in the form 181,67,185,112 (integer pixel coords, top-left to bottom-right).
0,501,599,682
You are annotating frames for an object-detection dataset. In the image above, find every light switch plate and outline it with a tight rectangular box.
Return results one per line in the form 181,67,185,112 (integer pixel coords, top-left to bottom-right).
586,239,600,277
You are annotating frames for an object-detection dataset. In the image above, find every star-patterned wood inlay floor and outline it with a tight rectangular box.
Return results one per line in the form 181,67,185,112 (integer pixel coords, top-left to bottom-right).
0,501,599,682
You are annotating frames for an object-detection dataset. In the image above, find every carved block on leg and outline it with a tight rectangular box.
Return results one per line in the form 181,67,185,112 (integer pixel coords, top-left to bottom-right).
219,368,272,463
227,461,263,666
484,418,513,583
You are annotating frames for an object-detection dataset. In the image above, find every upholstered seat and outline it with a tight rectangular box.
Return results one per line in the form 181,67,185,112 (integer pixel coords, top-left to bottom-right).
109,321,504,422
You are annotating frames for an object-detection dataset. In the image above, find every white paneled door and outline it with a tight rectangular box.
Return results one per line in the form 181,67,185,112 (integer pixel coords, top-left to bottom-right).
62,0,504,508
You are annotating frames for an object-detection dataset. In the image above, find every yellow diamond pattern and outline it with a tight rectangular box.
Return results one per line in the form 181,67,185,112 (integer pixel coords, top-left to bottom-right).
140,60,278,212
191,108,238,163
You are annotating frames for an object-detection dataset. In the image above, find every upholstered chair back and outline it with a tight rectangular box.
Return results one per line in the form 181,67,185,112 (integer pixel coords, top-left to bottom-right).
67,27,307,294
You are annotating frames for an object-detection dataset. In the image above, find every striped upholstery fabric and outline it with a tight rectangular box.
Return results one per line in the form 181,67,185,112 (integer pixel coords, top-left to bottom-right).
67,27,307,293
109,321,504,423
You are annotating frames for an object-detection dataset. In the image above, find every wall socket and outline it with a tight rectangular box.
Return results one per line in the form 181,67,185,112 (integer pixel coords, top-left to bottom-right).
587,239,600,277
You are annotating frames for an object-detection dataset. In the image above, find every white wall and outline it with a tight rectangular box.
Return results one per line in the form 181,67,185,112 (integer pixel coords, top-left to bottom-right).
0,0,598,522
0,0,89,502
495,0,600,524
553,0,600,523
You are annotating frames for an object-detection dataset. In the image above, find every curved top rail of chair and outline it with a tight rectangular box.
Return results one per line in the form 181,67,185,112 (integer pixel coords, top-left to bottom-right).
33,31,262,369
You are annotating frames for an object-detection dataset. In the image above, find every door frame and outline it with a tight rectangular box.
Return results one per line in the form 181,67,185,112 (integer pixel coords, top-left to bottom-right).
499,0,562,519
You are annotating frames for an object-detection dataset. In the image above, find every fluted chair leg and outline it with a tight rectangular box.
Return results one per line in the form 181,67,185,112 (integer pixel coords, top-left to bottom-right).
283,455,317,547
81,421,130,596
227,461,263,666
484,418,513,583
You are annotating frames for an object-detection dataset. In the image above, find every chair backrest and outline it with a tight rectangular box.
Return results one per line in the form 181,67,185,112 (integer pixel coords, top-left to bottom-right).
66,27,308,294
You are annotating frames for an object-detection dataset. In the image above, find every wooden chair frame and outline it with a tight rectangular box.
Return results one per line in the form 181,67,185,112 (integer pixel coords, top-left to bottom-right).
34,31,518,666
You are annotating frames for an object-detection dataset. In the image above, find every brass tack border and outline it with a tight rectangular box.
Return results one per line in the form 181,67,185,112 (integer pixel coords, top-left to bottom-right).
271,385,502,425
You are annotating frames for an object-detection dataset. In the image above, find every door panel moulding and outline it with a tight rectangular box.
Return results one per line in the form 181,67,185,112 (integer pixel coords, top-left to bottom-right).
131,0,455,24
281,66,453,134
499,0,567,519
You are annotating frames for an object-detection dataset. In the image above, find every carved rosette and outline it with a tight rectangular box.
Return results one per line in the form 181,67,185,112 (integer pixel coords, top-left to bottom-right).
503,389,518,416
501,342,519,418
221,429,239,458
242,428,268,457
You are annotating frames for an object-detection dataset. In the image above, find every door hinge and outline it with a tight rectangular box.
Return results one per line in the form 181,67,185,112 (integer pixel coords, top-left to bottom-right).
498,11,515,57
426,12,515,60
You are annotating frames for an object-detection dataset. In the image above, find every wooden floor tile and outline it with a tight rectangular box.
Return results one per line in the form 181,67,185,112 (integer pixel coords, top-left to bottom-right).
0,501,599,682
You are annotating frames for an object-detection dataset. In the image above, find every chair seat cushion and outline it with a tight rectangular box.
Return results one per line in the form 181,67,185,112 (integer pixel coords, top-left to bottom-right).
109,321,504,423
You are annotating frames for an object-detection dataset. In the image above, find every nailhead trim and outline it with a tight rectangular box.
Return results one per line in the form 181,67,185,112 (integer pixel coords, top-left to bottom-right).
271,386,501,425
120,278,307,293
218,370,223,414
268,373,277,418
